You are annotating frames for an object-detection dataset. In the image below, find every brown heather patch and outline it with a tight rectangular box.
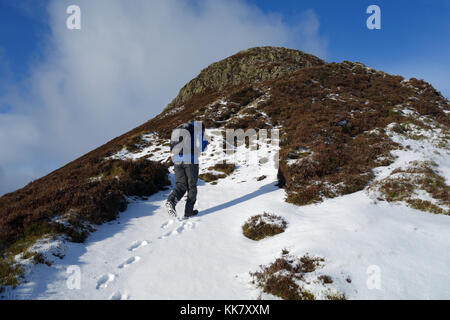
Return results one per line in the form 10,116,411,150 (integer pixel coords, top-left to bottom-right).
229,87,263,106
0,159,169,245
318,275,333,284
406,199,446,215
250,250,345,300
199,163,235,183
259,62,449,205
0,158,169,288
208,163,235,175
198,172,226,183
123,133,148,153
0,258,23,290
369,161,449,215
326,292,347,300
242,213,287,241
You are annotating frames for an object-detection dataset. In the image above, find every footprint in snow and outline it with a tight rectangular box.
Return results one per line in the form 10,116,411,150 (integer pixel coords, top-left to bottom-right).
96,273,116,290
177,220,196,232
109,291,130,300
128,240,150,251
159,230,175,239
159,219,197,239
118,256,141,269
161,219,175,229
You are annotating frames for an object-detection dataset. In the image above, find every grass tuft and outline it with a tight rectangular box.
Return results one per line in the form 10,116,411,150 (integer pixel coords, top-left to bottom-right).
250,251,345,300
199,163,235,183
242,213,287,241
208,163,235,175
369,161,449,215
199,172,226,182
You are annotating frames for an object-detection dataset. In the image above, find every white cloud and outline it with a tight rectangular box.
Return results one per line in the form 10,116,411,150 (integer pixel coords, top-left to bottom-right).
290,9,327,59
0,0,327,195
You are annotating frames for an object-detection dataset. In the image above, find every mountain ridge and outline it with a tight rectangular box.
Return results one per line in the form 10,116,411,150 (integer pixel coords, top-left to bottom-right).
1,46,449,291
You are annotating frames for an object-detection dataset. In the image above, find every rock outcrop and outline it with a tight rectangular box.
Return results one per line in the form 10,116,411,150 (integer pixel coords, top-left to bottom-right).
165,46,325,110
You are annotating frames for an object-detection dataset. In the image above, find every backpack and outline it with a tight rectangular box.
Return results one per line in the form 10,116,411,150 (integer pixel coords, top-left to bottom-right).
170,123,195,154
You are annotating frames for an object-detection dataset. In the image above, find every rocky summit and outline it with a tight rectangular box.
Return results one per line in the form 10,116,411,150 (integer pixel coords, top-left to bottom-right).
165,46,325,110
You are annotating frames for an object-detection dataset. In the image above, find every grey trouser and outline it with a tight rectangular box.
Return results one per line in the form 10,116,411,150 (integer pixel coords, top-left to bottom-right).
167,163,199,214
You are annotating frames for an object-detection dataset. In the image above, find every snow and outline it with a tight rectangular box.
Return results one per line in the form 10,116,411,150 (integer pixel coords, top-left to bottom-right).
158,105,185,119
2,126,450,300
108,132,171,163
384,122,450,184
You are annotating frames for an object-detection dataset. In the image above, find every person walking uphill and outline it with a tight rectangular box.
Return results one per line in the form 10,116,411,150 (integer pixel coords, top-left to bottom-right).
165,121,208,219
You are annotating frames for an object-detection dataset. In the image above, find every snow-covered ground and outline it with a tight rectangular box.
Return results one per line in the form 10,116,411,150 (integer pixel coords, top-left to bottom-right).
2,128,450,300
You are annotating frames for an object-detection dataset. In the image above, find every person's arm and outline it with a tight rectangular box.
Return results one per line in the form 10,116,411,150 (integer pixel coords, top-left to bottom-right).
202,139,209,152
201,131,209,152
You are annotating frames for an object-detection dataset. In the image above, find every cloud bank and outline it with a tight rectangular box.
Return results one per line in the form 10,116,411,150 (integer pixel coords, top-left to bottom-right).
0,0,327,195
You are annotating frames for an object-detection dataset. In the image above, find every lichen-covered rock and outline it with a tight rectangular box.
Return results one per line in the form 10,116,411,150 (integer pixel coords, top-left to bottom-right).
165,46,325,111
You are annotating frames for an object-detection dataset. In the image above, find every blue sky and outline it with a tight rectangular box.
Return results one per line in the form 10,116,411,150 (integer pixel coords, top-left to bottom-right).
0,1,49,81
0,0,449,196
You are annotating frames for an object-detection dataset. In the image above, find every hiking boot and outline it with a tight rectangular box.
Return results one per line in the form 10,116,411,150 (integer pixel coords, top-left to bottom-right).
165,200,177,217
184,209,199,219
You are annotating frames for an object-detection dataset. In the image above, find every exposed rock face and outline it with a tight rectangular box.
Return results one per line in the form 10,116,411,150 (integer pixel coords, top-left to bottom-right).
165,46,325,110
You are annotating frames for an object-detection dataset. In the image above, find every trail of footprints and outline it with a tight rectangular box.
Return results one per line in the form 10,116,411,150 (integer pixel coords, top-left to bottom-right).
96,215,199,299
95,240,149,299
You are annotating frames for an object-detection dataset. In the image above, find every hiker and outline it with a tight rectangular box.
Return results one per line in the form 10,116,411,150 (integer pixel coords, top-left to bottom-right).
165,121,209,218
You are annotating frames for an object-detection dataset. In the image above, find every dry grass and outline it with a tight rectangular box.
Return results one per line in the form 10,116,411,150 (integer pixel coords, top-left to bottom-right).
229,87,263,106
318,275,333,284
369,161,449,215
0,159,170,246
0,158,169,289
198,172,226,182
208,163,235,175
124,133,147,152
263,63,449,205
250,250,345,300
242,213,287,241
0,258,23,290
199,163,235,183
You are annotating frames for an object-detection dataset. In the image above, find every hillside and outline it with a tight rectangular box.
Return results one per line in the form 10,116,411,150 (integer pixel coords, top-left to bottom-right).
1,46,449,298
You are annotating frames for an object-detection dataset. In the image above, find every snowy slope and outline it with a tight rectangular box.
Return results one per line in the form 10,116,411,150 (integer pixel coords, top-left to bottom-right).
2,128,450,300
